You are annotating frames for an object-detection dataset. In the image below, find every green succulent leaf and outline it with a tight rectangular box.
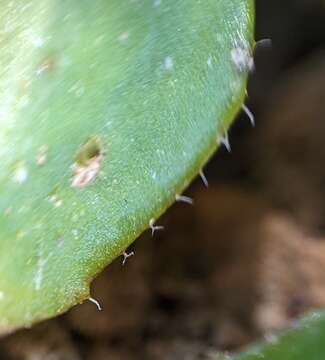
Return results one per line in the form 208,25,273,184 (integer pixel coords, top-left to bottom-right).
0,0,254,332
233,312,325,360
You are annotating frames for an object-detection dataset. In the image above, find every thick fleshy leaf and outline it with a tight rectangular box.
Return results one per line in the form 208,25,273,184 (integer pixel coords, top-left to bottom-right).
233,312,325,360
0,0,254,332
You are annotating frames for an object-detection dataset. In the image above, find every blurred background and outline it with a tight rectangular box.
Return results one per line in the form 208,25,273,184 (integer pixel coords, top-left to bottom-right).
2,1,325,359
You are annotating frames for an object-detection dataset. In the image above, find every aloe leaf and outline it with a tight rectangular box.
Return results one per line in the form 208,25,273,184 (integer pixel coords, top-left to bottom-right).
233,312,325,360
0,0,254,332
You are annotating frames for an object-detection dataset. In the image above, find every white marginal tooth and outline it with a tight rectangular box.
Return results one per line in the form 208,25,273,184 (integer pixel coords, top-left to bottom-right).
199,169,209,187
88,297,102,311
149,218,164,236
175,194,193,205
122,251,134,265
219,132,231,152
242,103,255,127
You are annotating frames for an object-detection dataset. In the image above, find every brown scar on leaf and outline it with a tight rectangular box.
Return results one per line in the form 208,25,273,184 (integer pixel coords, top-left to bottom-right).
37,54,57,75
71,136,103,188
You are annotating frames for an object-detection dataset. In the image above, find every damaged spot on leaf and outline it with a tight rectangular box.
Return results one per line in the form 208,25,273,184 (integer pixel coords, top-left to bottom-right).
71,136,103,188
36,54,57,76
231,41,254,73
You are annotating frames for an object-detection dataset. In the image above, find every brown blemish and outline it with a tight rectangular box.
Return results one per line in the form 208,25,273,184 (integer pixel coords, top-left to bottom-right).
37,54,57,75
71,136,103,188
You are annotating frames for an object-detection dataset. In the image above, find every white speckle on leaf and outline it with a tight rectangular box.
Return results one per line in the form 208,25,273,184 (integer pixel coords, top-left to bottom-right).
36,145,48,166
68,80,85,98
164,56,174,71
34,268,43,290
17,95,30,109
231,42,254,73
207,56,213,68
13,164,28,184
36,69,43,76
105,120,112,128
30,35,44,48
63,14,72,22
94,34,105,46
72,229,78,238
18,205,29,214
118,31,130,42
17,231,26,239
76,86,85,97
57,238,65,248
72,213,79,222
151,171,157,181
149,218,164,236
0,292,4,300
153,0,161,7
49,195,63,208
55,199,63,208
35,258,47,291
60,54,72,68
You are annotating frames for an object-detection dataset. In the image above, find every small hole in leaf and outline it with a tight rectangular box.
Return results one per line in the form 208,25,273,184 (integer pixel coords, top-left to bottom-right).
72,136,103,188
75,136,102,166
